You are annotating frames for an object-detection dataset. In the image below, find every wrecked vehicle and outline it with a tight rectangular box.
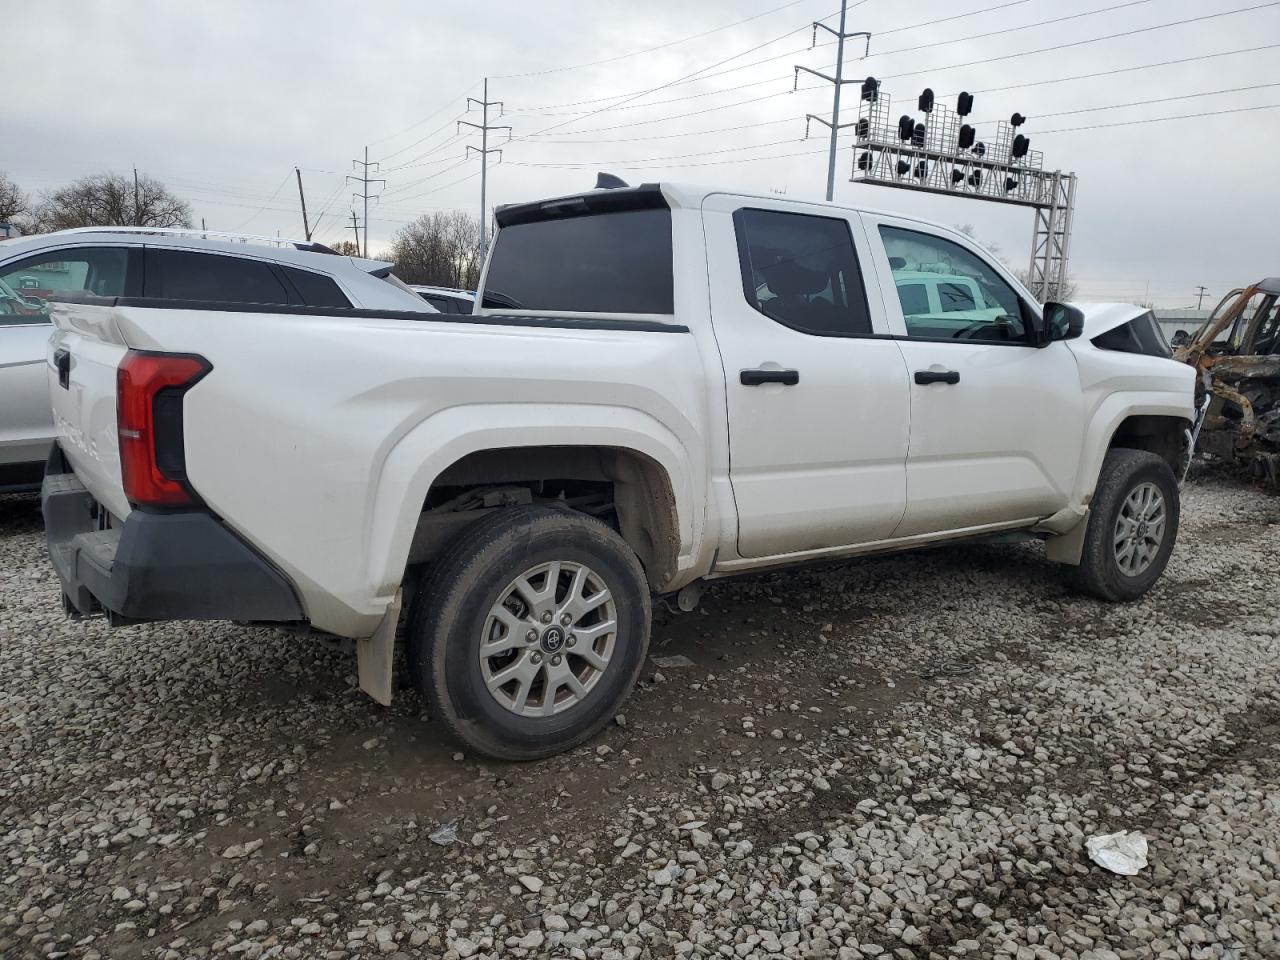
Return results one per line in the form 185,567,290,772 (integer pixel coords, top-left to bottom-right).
1175,278,1280,485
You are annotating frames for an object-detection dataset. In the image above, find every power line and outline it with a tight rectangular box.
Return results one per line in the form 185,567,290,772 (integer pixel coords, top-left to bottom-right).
970,80,1280,126
507,14,841,145
494,0,820,79
366,81,480,150
1034,101,1280,134
227,171,292,232
876,0,1280,81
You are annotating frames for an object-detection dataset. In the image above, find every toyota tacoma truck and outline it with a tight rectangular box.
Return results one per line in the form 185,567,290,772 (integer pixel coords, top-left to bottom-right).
42,179,1195,760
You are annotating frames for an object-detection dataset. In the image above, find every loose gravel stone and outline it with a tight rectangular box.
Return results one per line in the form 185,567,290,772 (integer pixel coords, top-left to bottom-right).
1,475,1277,959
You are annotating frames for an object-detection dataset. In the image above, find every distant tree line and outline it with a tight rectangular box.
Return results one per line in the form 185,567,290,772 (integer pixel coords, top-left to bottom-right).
1,170,192,234
386,210,485,290
2,169,484,291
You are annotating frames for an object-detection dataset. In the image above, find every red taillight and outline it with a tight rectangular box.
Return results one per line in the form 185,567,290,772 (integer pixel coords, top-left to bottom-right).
117,350,210,507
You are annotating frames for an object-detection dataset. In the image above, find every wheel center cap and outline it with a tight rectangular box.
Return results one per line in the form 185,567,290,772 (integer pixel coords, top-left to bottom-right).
540,625,566,654
1137,521,1149,538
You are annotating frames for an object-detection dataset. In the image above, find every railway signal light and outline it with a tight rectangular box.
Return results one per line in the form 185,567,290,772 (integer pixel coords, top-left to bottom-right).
1012,134,1031,159
857,152,872,171
896,159,911,176
861,77,879,102
974,142,986,158
918,88,934,113
956,92,974,116
898,115,914,141
958,124,975,150
911,122,926,147
1011,112,1027,127
855,118,869,139
1005,176,1019,192
915,160,928,180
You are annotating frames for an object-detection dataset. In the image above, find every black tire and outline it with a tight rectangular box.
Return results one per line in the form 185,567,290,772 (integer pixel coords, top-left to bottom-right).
1070,448,1180,601
407,506,651,761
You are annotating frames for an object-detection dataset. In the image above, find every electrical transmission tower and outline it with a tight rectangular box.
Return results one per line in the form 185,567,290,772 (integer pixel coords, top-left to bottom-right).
459,78,511,248
347,147,385,257
795,0,870,202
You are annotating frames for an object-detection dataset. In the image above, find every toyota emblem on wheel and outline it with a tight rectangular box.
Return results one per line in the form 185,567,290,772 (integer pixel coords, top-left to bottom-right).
541,626,565,654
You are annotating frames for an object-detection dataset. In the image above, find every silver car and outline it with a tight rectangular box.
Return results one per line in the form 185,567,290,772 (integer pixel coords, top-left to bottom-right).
0,227,436,492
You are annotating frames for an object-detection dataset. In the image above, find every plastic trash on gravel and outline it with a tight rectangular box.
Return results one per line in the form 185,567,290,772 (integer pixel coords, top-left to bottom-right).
429,822,458,846
1086,831,1149,875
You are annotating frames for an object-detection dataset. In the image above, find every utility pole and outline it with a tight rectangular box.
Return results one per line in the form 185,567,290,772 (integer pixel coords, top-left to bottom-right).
459,78,511,248
295,167,312,241
133,166,141,225
347,147,385,257
1195,285,1208,310
795,1,870,202
349,210,361,251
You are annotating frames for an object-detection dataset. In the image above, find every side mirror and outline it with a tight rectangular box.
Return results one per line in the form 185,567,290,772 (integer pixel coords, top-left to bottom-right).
1039,301,1085,346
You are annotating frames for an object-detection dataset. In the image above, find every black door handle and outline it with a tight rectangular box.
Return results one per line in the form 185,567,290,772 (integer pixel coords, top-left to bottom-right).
741,368,799,386
54,348,71,389
914,369,959,385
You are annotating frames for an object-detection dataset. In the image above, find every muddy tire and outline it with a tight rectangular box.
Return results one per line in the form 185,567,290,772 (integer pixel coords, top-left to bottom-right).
1070,448,1179,601
407,506,650,761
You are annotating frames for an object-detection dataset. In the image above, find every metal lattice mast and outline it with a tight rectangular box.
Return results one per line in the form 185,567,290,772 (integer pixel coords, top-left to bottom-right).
1026,172,1076,302
795,1,870,202
459,78,512,249
347,147,385,258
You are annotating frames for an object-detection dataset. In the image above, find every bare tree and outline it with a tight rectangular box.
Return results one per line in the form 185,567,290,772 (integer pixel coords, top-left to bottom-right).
32,172,192,232
0,172,29,224
329,240,362,257
390,211,484,288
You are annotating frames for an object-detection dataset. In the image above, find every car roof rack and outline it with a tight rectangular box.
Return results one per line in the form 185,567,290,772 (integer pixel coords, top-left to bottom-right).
54,226,338,254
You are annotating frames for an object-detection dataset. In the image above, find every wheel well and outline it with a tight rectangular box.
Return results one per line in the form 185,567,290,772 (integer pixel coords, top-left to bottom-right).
1108,415,1187,474
411,446,680,591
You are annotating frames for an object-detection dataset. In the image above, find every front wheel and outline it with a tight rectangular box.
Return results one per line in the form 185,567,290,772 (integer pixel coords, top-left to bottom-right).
1070,448,1180,601
408,506,651,761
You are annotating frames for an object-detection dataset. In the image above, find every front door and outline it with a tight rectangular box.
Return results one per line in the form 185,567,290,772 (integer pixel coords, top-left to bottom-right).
861,214,1083,539
702,195,911,559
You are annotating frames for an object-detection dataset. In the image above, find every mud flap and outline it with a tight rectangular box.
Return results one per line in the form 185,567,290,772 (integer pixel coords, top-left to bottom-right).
1044,510,1090,566
358,589,402,706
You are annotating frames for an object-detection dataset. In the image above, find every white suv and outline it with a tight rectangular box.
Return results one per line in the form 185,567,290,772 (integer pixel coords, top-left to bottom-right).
0,228,434,490
41,182,1194,760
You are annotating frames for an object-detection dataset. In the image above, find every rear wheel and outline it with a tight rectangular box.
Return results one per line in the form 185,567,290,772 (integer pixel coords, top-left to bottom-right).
1070,448,1179,601
408,506,650,760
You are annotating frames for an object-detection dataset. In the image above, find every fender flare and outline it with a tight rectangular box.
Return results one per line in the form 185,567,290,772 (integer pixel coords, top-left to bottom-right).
363,403,705,601
1072,390,1193,506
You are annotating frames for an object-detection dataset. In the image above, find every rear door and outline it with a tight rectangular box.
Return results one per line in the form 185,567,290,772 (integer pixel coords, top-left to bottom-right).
703,195,911,558
2,245,141,517
861,215,1082,537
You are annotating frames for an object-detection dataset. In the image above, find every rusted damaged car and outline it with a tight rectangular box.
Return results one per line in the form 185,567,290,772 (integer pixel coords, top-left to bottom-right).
1174,278,1280,485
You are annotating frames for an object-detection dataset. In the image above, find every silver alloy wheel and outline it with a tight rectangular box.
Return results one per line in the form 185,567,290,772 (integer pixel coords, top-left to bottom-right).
1113,481,1166,576
479,560,618,717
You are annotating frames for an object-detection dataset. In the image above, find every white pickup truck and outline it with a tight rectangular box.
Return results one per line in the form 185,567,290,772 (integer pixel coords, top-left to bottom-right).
42,180,1195,760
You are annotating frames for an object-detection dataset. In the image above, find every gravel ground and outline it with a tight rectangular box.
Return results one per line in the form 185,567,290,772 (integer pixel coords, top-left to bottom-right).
2,475,1278,960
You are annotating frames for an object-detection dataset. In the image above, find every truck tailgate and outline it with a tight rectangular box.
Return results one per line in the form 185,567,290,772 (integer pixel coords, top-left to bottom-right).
47,302,132,521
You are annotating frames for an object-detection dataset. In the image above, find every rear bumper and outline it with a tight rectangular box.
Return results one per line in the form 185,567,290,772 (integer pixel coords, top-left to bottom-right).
42,445,304,623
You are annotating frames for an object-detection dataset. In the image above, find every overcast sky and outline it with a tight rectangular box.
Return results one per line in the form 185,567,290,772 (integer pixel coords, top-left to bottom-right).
7,0,1278,307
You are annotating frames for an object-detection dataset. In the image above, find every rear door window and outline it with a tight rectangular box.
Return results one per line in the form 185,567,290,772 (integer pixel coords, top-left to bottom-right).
482,208,673,314
0,247,134,325
145,249,291,305
733,208,872,337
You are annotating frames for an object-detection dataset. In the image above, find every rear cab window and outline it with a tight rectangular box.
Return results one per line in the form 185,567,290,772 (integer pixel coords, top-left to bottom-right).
481,190,673,315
